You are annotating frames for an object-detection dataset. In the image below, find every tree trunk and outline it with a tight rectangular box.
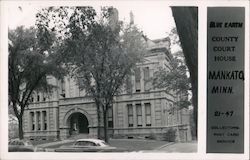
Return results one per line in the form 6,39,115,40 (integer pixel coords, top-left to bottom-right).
18,116,24,139
96,101,101,139
171,7,198,138
103,108,108,142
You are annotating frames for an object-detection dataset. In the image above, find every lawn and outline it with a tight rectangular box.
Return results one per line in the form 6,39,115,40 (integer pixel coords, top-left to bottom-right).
109,139,168,151
42,138,168,151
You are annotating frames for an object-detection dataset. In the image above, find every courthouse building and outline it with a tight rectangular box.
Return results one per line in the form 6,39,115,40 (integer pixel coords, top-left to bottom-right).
21,9,192,142
22,36,192,142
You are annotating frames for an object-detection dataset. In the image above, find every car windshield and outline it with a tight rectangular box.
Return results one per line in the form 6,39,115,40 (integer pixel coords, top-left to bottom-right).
25,141,32,145
9,140,24,145
100,141,109,146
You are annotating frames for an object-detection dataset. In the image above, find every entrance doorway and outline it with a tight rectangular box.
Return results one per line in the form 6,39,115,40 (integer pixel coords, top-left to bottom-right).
69,112,89,135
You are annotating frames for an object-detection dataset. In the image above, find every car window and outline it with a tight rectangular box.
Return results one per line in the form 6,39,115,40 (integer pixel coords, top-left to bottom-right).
10,141,18,145
75,141,88,146
86,142,96,146
75,141,97,146
74,141,82,146
18,141,24,145
9,141,15,145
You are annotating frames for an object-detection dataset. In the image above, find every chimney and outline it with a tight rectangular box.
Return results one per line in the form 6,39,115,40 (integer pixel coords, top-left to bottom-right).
129,11,134,25
108,7,119,30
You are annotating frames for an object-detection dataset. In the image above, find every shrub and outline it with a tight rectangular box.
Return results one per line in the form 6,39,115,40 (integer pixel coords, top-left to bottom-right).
147,133,157,140
163,128,176,142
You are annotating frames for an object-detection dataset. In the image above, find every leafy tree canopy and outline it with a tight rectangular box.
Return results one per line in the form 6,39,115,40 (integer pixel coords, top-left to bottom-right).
8,26,65,139
36,6,147,106
35,6,147,141
152,28,191,109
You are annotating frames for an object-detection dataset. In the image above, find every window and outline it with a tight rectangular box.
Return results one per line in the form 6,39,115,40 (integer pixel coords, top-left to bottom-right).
125,76,132,94
37,95,40,102
135,68,141,92
144,67,150,80
145,103,151,126
43,111,47,130
37,112,41,130
61,79,65,93
60,79,66,98
127,104,133,127
136,104,142,127
108,107,113,128
143,67,150,91
169,103,174,115
30,112,35,131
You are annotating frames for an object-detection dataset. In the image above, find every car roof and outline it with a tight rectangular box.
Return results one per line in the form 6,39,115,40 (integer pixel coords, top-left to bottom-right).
76,139,105,143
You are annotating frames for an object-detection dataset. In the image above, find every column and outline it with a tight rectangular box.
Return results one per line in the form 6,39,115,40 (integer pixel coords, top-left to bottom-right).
151,101,156,127
142,103,146,127
54,108,58,130
38,111,41,131
29,112,32,131
113,103,117,128
47,109,50,131
141,68,145,92
165,105,169,126
34,111,38,131
160,99,164,126
133,104,136,128
123,103,128,128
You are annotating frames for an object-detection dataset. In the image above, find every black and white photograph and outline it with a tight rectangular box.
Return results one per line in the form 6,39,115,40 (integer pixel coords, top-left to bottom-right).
1,1,249,160
7,3,198,153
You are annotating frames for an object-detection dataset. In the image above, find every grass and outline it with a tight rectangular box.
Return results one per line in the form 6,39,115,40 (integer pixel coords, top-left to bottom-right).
42,138,169,151
109,139,168,151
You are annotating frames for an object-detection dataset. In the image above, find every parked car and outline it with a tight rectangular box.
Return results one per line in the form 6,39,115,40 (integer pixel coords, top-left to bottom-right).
8,139,36,152
8,139,45,152
54,139,129,152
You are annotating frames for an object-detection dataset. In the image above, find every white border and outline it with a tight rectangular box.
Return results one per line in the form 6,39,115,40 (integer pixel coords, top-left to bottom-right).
1,1,249,160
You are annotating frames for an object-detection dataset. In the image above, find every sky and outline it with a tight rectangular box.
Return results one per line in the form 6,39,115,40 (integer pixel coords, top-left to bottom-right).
8,3,176,40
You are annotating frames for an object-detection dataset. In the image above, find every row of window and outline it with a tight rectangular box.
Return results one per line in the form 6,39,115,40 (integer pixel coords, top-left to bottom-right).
30,94,47,102
58,66,151,98
132,67,150,93
30,111,47,131
30,66,151,101
127,103,151,127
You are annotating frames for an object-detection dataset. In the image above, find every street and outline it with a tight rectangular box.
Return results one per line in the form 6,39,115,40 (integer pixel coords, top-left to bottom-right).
37,139,197,153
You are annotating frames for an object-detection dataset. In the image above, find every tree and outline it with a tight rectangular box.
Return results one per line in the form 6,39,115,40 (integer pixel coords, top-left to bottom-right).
152,26,191,110
8,26,64,139
152,50,191,110
36,7,147,142
171,7,198,137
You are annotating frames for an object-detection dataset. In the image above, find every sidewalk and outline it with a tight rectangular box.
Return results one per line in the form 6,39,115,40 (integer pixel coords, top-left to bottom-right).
156,141,197,152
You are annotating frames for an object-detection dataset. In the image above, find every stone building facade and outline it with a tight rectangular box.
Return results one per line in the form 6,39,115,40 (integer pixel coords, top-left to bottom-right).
23,37,192,142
